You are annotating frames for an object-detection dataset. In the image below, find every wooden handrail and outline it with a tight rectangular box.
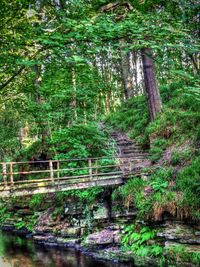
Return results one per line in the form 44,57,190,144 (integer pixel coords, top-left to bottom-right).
0,163,120,176
0,154,148,165
0,171,124,186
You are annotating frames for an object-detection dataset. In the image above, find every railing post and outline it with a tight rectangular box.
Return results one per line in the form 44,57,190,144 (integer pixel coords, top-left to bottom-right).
49,160,54,182
3,163,7,188
10,162,14,188
88,159,92,179
95,160,98,175
57,161,60,179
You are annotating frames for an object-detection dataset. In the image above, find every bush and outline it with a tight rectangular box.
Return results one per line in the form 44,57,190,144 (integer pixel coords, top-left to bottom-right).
176,156,200,218
112,177,145,209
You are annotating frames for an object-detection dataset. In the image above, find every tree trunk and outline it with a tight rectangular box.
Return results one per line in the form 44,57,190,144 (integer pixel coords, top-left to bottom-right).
120,46,133,100
141,48,162,121
33,65,49,147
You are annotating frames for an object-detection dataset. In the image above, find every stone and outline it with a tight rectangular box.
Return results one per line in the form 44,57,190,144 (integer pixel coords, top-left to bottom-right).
17,209,34,215
33,234,56,243
79,219,87,227
60,227,81,237
157,223,200,244
85,229,120,246
93,206,108,220
56,237,81,246
33,226,53,233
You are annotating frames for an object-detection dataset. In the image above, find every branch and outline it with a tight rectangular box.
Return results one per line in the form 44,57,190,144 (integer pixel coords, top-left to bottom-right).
0,66,25,91
0,47,45,91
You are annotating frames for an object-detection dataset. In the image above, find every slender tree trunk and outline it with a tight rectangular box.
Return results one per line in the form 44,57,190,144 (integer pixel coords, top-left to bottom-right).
141,48,162,121
120,45,133,100
71,67,78,122
33,65,49,147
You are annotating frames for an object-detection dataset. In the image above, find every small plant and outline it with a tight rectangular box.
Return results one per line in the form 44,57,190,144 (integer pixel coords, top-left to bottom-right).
29,194,45,210
52,206,64,220
15,220,26,230
171,150,181,165
171,149,192,166
112,177,145,209
149,147,163,163
150,180,168,193
122,225,163,258
0,205,10,225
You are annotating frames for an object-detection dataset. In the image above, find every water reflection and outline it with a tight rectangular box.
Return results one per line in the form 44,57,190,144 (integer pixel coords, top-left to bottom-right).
0,232,132,267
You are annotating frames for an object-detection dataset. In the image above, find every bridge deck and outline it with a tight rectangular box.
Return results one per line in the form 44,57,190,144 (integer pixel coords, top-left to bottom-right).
0,156,146,197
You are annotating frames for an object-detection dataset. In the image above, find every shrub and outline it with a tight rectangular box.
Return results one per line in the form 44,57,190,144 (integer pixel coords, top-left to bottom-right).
176,156,200,218
122,224,163,258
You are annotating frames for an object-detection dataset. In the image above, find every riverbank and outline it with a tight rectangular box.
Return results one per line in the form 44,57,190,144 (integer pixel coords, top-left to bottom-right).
1,193,200,267
0,230,132,267
0,225,136,266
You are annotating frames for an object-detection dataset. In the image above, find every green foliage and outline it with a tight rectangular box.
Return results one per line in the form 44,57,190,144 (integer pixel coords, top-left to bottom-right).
176,156,200,217
52,207,64,220
122,225,163,258
14,220,26,230
148,138,168,163
29,194,45,210
55,186,104,205
149,147,163,163
0,205,10,225
150,181,168,193
171,148,192,166
50,123,109,159
14,214,38,232
150,167,173,181
112,177,145,209
106,95,149,137
166,245,200,266
76,187,104,204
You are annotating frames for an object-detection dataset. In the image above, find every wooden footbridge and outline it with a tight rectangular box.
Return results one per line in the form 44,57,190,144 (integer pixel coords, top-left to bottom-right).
0,156,148,197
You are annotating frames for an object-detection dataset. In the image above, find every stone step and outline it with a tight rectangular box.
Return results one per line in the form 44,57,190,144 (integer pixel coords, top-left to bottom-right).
115,139,133,143
116,141,135,145
120,148,145,153
121,151,148,156
119,145,142,149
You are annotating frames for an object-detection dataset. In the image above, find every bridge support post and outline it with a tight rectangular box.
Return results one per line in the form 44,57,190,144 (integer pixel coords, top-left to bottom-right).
3,163,7,188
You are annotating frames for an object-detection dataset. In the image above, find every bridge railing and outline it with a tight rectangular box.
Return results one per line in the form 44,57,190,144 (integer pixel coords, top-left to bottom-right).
0,156,137,189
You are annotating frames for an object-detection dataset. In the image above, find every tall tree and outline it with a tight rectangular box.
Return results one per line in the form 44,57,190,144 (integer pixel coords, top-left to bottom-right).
141,48,162,121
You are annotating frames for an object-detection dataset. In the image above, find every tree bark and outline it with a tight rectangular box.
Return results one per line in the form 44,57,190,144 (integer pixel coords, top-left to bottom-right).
141,48,162,121
120,44,133,100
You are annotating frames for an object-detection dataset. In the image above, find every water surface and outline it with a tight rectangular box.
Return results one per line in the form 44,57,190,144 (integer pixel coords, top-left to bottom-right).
0,231,132,267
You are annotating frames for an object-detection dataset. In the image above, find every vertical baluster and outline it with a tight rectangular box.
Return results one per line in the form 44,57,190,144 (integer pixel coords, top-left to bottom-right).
10,162,14,188
88,159,92,179
95,160,98,175
57,161,60,179
49,160,54,182
3,163,7,188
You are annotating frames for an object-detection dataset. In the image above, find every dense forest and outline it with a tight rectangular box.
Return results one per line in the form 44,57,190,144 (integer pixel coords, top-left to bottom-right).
0,1,200,266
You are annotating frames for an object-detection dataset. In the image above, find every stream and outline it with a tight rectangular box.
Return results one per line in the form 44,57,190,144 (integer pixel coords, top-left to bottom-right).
0,231,133,267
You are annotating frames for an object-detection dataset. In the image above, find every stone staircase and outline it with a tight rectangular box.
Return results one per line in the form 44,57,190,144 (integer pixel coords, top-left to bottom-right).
110,131,151,176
